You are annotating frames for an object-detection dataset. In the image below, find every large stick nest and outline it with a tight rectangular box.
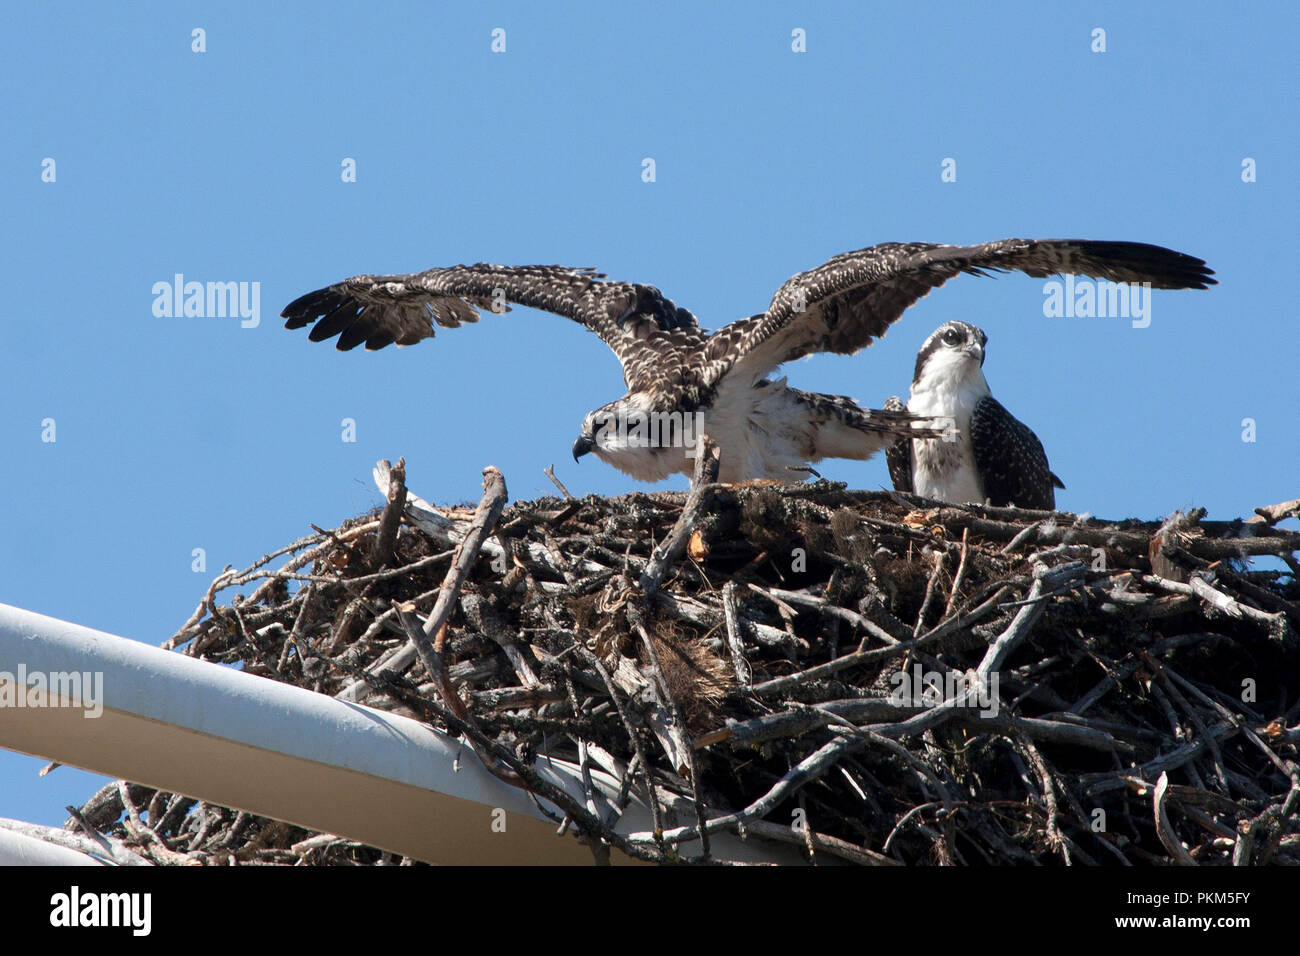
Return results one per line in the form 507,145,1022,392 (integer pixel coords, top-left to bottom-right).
66,462,1300,865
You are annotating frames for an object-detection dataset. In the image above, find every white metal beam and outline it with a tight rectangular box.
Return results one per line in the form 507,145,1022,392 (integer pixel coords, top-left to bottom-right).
0,603,799,865
0,827,102,866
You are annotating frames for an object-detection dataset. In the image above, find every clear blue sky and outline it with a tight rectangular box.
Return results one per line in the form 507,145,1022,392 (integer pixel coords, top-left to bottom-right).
2,2,1295,828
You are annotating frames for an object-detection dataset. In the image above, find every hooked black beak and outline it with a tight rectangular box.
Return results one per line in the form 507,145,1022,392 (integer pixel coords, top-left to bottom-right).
572,434,595,462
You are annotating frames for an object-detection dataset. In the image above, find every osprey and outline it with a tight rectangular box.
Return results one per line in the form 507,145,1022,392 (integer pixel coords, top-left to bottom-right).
282,239,1214,484
885,322,1065,509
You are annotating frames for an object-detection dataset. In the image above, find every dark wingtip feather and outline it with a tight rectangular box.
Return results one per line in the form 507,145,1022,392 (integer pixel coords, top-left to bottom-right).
1078,240,1217,290
282,286,344,328
335,320,373,352
306,321,338,343
308,300,363,341
365,329,397,351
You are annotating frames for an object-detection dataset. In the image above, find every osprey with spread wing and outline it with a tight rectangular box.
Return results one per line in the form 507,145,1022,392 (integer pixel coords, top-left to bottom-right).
282,239,1214,484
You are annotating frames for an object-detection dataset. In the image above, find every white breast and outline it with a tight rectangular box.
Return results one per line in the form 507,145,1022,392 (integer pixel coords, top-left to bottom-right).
706,376,810,482
906,356,991,504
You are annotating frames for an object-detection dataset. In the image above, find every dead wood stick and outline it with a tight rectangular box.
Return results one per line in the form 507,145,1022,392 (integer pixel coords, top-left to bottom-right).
333,582,447,702
165,528,355,647
1179,805,1238,841
628,732,870,849
397,603,468,720
912,550,946,637
461,593,540,686
943,528,970,618
1067,656,1145,716
0,816,151,867
1082,720,1241,796
470,684,564,709
1013,734,1069,864
721,582,752,686
603,650,688,777
401,466,508,716
319,586,377,658
741,819,901,866
1186,533,1300,560
1142,573,1289,635
1248,498,1300,526
977,562,1085,685
291,832,364,856
748,587,1011,699
637,440,721,595
882,802,948,855
933,508,1300,560
565,643,666,845
631,618,711,859
540,529,578,586
171,567,236,650
659,591,798,652
1232,813,1260,865
544,464,575,500
239,549,455,591
766,586,900,647
279,581,317,674
1146,654,1231,794
1216,568,1300,620
1155,667,1286,780
749,646,878,698
309,523,369,565
370,457,407,570
914,583,1013,646
1153,772,1198,865
697,700,1124,753
117,782,192,865
1251,776,1300,866
1000,519,1045,555
373,459,597,575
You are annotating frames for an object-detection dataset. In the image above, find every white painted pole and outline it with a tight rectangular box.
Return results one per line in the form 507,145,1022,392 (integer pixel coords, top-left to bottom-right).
0,603,798,865
0,827,102,866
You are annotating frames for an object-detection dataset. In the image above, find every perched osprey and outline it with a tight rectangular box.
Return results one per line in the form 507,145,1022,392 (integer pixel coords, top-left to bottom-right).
282,239,1214,484
885,322,1065,509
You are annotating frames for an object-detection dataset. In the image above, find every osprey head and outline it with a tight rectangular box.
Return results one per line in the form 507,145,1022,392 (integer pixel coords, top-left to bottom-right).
912,321,987,388
572,394,694,482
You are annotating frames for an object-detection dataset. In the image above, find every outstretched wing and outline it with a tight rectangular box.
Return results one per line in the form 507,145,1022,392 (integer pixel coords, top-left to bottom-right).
281,263,706,393
882,395,914,493
697,239,1216,385
969,396,1064,510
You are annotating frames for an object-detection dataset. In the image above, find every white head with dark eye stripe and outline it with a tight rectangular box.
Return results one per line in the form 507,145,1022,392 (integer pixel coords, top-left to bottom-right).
911,321,988,389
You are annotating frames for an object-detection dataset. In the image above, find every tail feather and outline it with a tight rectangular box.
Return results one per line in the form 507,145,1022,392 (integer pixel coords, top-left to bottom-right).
789,388,947,464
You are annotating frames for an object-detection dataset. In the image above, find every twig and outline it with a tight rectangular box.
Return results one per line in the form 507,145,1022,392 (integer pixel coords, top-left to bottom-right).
370,457,407,570
1153,772,1197,865
631,618,711,860
638,440,721,595
943,528,970,619
721,581,752,686
393,466,510,710
544,464,575,500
